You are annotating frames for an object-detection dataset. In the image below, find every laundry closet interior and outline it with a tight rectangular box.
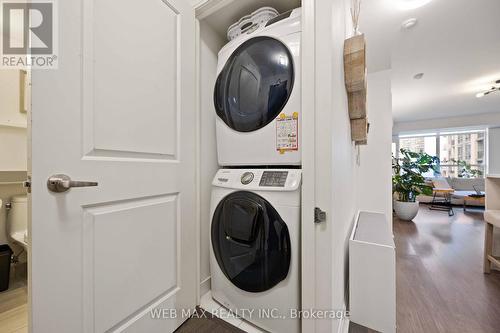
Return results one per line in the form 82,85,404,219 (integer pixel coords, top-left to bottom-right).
195,0,305,331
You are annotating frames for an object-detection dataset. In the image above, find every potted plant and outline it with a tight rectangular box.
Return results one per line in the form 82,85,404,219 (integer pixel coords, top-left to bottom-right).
450,159,483,178
392,149,440,221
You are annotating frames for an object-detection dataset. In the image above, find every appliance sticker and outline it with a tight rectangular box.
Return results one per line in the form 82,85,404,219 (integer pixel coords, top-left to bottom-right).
276,112,298,154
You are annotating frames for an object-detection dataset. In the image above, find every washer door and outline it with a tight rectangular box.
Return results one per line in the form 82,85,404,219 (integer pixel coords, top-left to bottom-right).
211,191,291,292
214,36,294,132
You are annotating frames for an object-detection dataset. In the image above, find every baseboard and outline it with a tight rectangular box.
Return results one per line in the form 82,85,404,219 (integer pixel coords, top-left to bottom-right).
200,276,211,297
337,316,350,333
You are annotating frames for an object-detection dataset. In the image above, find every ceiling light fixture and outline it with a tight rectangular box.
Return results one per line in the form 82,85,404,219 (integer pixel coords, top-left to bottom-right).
413,73,424,80
395,0,433,10
402,18,418,29
475,80,500,98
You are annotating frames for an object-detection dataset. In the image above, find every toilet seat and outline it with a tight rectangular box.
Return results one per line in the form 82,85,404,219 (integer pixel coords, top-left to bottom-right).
10,231,28,248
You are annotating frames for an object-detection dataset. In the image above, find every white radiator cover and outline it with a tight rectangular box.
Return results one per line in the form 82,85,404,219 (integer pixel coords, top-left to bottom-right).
349,211,396,333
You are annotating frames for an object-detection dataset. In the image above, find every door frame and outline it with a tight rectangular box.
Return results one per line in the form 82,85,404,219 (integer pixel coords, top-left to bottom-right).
193,1,317,333
299,0,316,332
27,68,33,333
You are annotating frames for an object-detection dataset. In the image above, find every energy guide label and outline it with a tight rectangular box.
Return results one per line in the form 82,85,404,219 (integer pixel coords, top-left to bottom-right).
276,113,298,151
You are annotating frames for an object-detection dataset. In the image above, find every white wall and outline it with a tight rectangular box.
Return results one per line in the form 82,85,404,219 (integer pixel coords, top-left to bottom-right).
0,126,28,171
189,0,204,7
0,70,27,127
489,127,500,175
0,70,28,255
198,21,224,296
0,70,28,172
356,70,393,223
329,6,357,332
312,3,396,331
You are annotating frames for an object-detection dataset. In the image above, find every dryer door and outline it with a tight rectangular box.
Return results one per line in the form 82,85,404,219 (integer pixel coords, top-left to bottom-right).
214,36,294,132
211,191,291,292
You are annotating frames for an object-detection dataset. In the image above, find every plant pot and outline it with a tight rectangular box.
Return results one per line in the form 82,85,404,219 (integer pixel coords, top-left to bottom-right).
394,200,420,221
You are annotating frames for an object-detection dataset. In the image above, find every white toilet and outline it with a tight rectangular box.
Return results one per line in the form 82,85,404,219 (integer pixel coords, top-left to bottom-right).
6,195,28,251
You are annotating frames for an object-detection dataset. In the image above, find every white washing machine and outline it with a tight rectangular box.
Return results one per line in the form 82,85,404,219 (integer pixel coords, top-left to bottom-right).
214,8,301,166
210,168,301,333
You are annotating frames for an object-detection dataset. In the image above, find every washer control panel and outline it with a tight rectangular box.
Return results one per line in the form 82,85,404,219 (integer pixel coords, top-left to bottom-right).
259,171,288,187
241,172,254,185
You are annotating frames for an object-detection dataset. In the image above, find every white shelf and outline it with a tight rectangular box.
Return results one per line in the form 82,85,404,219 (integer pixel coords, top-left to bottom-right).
486,174,500,179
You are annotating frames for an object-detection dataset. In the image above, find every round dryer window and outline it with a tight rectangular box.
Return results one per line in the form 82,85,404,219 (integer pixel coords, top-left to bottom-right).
211,191,291,292
214,36,295,132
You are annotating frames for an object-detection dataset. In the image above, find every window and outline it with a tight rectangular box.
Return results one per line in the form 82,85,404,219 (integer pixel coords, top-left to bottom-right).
399,134,437,177
439,131,485,178
398,130,486,178
399,135,437,155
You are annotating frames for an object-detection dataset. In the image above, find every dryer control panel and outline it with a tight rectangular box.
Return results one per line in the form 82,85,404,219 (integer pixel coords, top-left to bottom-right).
259,171,288,187
213,169,301,191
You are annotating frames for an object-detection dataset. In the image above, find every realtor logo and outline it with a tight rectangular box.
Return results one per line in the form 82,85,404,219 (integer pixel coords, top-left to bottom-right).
1,0,58,68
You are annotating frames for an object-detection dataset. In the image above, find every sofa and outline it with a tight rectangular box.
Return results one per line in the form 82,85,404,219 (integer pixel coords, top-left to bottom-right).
417,177,485,207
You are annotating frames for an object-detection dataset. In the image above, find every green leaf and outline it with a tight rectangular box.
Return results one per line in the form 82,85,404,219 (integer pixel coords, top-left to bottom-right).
392,149,440,202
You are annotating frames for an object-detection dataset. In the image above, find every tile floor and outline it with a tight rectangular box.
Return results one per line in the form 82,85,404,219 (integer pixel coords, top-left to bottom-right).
0,263,28,333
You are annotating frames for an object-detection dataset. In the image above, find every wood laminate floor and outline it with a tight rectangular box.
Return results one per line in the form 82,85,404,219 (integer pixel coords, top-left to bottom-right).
351,205,500,333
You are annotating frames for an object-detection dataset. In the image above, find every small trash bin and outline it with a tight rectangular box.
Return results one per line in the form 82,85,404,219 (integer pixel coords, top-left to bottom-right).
0,244,13,292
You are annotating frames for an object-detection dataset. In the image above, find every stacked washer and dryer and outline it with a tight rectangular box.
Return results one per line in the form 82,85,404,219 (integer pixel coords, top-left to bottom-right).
209,7,302,333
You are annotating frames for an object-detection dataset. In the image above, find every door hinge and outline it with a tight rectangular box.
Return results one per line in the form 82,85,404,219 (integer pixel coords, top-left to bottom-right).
23,176,31,193
314,207,326,223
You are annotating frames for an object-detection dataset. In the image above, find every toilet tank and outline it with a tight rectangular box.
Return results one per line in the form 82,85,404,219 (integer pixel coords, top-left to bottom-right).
7,195,28,237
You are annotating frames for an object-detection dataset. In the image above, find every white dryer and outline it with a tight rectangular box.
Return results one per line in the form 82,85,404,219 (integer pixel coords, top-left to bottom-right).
214,8,301,166
210,168,301,333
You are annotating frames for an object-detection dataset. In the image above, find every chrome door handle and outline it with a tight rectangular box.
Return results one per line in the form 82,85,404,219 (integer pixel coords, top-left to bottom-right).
47,174,98,193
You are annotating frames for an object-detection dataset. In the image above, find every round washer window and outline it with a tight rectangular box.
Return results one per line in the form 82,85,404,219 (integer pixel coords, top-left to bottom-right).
211,191,291,292
214,37,294,132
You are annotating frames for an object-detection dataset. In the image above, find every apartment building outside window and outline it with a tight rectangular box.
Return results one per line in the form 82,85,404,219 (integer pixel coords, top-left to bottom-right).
397,130,486,178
